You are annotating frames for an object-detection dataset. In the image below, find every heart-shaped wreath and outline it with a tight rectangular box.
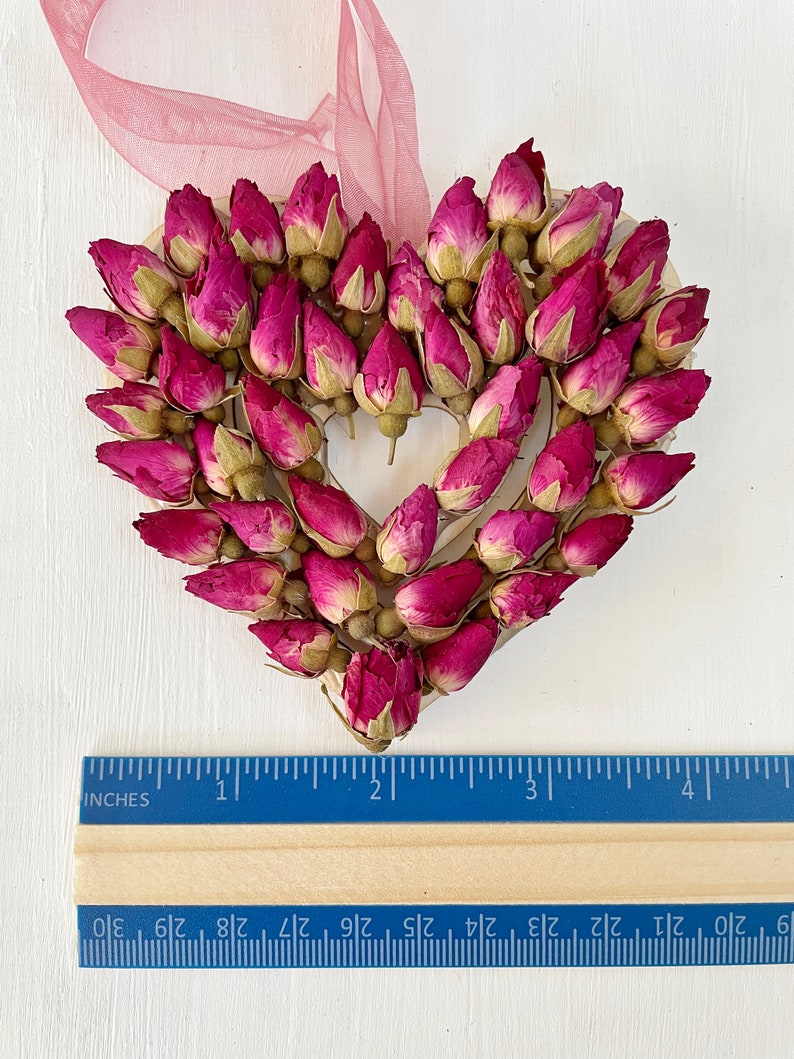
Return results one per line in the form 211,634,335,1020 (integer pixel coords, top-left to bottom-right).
68,142,709,751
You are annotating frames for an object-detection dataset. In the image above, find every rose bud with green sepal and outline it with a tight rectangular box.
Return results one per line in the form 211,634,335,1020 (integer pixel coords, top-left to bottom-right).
422,617,499,695
86,381,187,439
556,513,634,576
288,475,368,559
210,499,297,554
425,177,499,309
393,558,483,644
531,182,623,276
282,162,349,290
526,257,609,364
185,238,253,354
604,219,670,322
88,239,182,326
420,302,483,414
592,451,696,512
468,356,543,443
557,319,642,417
376,484,438,575
302,302,360,425
485,138,552,261
489,570,578,629
434,437,519,514
342,641,424,746
157,328,227,413
95,438,196,503
330,212,388,333
634,286,710,373
192,418,267,500
475,509,557,574
249,618,344,677
133,508,226,565
470,250,528,365
386,241,444,334
66,307,159,382
302,551,378,637
353,321,424,465
528,421,596,512
229,178,286,288
605,368,711,446
163,184,223,277
184,558,285,618
242,374,324,476
248,272,303,381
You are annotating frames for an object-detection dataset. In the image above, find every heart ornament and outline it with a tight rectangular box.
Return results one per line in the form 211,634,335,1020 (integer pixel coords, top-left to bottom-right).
68,147,710,752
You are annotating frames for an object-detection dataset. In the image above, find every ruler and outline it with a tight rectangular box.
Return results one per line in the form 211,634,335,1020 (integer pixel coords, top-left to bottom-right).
75,754,794,968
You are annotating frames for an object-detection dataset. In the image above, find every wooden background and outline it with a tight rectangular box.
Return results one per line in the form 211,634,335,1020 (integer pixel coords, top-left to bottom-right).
3,0,793,1054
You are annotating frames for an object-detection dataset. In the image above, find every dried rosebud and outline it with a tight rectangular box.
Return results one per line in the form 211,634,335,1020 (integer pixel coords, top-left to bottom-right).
163,184,223,276
532,182,623,273
425,177,499,306
330,212,388,314
133,508,224,565
468,356,544,442
526,257,609,364
184,558,285,617
210,499,296,554
422,617,499,695
303,302,359,399
66,307,159,382
393,558,482,643
470,250,528,365
605,219,670,321
353,322,424,461
599,451,695,511
192,418,265,500
302,551,377,626
229,178,286,266
434,437,519,513
637,286,710,368
248,273,303,380
88,239,179,322
558,513,633,576
475,509,557,574
486,138,551,235
342,641,424,743
528,421,596,512
184,239,252,353
611,368,711,445
421,303,483,399
376,484,438,575
242,374,323,472
86,382,172,439
289,475,367,558
489,570,578,628
95,439,196,503
557,320,643,415
158,328,227,412
386,241,444,333
249,618,335,676
282,162,349,260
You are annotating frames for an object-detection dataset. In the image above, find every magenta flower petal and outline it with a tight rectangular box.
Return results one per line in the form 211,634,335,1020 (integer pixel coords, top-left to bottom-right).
559,513,633,575
434,437,518,513
342,641,424,741
158,328,227,412
613,368,711,444
558,320,643,415
229,179,286,265
605,219,670,321
394,558,482,639
528,421,596,512
289,476,368,557
282,162,349,259
184,558,285,616
422,303,483,398
88,239,178,322
526,257,609,364
602,451,695,510
486,138,549,231
533,182,623,272
470,250,528,364
96,439,196,503
353,322,424,415
163,184,223,276
468,356,544,442
133,508,224,565
303,301,359,398
86,382,167,438
248,272,303,379
426,177,496,284
490,570,578,629
476,509,557,573
638,286,710,366
66,306,158,382
422,617,499,694
249,618,335,676
387,241,444,332
376,484,438,575
330,212,388,313
210,499,296,554
242,374,323,471
302,551,377,625
184,239,252,352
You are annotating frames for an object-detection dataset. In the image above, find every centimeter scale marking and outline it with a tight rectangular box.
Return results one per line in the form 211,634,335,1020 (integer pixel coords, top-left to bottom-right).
78,754,794,968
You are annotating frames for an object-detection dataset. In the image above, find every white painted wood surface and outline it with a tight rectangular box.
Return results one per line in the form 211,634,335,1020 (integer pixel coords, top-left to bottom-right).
3,0,794,1055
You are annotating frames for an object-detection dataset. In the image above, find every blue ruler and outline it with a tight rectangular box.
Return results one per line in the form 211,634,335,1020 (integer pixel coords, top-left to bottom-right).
77,754,794,968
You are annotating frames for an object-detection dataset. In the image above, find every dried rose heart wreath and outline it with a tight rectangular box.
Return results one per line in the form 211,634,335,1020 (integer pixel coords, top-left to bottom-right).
68,145,709,751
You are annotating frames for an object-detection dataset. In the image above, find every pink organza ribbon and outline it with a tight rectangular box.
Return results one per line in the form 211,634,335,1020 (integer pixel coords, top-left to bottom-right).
40,0,430,248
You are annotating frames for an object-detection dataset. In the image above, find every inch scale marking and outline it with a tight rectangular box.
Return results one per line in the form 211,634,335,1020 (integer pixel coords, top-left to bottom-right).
81,754,794,824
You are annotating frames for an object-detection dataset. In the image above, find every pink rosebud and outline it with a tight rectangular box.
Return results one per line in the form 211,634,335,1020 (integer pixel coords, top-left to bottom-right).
558,320,642,415
528,421,596,512
66,307,159,382
96,439,196,503
526,257,609,364
422,617,499,695
468,356,544,442
605,219,670,321
475,509,557,574
470,250,528,365
248,273,303,380
393,558,482,642
229,179,286,266
88,239,179,322
601,451,696,510
532,182,623,273
425,177,498,288
184,239,252,353
386,241,444,333
133,508,224,565
638,286,710,367
558,513,633,576
210,499,296,554
376,484,438,575
353,322,424,461
242,374,323,471
612,368,711,445
86,382,168,439
184,558,285,617
486,138,550,234
330,212,388,314
421,303,483,398
342,641,424,743
490,570,578,629
302,302,359,399
289,476,367,558
434,437,519,513
163,184,223,276
249,618,335,676
282,162,349,260
302,551,377,626
158,328,227,412
192,419,264,499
